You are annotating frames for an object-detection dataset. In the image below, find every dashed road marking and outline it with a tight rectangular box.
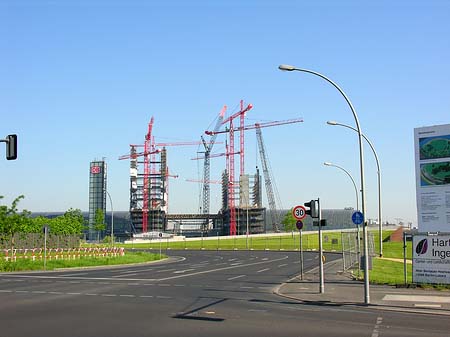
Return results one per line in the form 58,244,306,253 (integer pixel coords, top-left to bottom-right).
371,317,383,337
257,268,270,273
228,275,246,281
173,269,196,274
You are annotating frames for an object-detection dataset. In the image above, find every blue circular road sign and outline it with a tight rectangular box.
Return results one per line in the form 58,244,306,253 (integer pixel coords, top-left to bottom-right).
352,211,364,225
296,220,304,230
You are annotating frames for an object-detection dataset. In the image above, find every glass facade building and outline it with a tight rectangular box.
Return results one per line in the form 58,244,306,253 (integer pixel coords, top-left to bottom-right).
88,160,107,241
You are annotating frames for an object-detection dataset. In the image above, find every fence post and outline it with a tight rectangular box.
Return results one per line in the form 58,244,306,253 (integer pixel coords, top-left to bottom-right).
341,231,346,270
403,232,407,286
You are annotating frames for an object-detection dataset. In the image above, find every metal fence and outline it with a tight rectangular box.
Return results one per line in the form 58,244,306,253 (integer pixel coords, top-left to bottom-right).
341,230,375,272
0,233,80,250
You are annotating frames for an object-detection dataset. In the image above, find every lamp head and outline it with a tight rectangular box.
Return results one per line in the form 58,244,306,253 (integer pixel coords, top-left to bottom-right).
326,120,338,126
278,64,296,71
324,162,332,166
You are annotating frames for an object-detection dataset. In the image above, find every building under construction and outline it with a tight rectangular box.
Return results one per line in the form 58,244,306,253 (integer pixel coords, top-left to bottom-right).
120,102,302,237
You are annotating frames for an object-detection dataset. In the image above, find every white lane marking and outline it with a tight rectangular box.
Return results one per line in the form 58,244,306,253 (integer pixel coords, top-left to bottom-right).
0,290,12,293
3,255,289,283
49,291,63,295
67,293,81,295
371,317,383,337
257,268,270,273
230,263,242,266
119,295,135,298
102,294,117,297
112,273,139,278
85,293,98,296
62,272,89,277
228,258,238,262
32,291,46,294
157,255,288,281
240,286,253,289
155,269,176,273
262,258,268,261
228,275,246,281
140,295,154,298
278,264,288,268
156,296,171,299
383,294,450,303
15,290,29,293
173,269,196,274
414,304,442,308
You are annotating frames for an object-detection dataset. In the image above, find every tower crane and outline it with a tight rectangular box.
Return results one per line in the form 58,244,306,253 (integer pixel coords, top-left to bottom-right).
200,106,226,221
205,116,303,235
255,124,282,232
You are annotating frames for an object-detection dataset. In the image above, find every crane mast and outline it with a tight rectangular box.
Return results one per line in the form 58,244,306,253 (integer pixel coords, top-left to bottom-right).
202,106,226,217
255,124,281,232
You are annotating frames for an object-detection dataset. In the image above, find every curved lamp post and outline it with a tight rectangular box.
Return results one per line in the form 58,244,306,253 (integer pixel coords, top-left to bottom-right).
323,162,359,211
105,190,114,246
279,64,370,304
324,161,361,271
327,120,383,257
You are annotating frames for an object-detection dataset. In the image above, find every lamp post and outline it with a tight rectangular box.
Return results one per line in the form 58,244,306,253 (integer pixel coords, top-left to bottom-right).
324,162,361,271
279,64,370,304
327,120,383,257
105,190,114,246
323,162,359,211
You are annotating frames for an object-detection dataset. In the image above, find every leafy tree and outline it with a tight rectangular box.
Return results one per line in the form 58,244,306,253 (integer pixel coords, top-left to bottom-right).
0,195,33,249
282,208,297,232
94,208,105,242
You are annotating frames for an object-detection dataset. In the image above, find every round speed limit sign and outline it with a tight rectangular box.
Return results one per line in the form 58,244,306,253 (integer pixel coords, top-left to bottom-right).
292,205,307,220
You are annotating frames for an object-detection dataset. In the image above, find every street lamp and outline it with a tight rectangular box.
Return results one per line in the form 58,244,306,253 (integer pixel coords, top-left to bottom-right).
279,64,370,304
105,190,114,246
327,120,383,257
324,162,361,269
323,162,359,211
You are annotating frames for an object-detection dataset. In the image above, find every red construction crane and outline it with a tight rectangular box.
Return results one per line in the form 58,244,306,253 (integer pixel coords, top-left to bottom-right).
203,100,252,236
205,115,303,236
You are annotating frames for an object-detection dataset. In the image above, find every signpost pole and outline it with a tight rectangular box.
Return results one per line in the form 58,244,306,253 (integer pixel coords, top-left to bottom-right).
300,229,304,280
43,226,48,271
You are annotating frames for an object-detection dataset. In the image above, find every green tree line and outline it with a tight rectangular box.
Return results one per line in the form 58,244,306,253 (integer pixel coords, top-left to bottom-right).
0,195,85,236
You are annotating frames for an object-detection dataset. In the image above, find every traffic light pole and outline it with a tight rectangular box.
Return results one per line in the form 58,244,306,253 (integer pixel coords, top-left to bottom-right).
318,198,324,294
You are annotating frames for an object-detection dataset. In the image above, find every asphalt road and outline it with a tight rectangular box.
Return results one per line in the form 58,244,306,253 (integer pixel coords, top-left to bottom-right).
0,250,449,337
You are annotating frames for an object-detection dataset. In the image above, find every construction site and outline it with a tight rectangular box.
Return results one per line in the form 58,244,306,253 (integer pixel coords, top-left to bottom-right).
118,100,303,237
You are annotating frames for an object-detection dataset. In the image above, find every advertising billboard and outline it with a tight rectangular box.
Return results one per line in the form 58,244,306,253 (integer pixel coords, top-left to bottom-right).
414,124,450,232
412,234,450,284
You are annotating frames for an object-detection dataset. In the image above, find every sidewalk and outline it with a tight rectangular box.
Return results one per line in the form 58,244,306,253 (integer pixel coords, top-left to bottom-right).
275,258,450,316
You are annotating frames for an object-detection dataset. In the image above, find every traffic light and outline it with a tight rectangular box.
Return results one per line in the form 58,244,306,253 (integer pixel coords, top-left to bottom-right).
304,199,319,218
6,134,17,160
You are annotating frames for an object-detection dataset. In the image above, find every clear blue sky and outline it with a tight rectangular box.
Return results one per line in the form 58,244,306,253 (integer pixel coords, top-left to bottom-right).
1,0,449,226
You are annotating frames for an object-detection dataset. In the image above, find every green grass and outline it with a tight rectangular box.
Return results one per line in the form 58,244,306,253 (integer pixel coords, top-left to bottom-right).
359,258,412,285
0,251,164,272
119,231,354,252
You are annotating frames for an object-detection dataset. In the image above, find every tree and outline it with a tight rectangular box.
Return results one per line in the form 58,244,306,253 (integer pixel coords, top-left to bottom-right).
281,208,297,232
94,208,105,242
0,195,32,250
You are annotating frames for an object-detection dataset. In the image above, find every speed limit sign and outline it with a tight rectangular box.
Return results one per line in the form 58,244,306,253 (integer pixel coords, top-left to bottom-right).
292,205,307,220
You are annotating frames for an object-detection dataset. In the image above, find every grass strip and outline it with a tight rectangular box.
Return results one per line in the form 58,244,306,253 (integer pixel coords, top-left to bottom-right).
0,251,163,272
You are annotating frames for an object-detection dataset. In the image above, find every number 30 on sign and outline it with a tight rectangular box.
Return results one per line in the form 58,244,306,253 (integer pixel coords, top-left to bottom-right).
292,205,307,220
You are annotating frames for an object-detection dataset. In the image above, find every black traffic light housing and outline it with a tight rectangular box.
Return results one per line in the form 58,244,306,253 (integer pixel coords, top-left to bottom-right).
304,199,319,218
6,134,17,160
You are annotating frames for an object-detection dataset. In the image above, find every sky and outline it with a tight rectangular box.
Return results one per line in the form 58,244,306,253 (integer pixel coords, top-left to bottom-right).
1,0,449,226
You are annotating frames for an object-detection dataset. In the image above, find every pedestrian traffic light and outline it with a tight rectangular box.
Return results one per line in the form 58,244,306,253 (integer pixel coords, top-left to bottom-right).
6,134,17,160
304,199,318,218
